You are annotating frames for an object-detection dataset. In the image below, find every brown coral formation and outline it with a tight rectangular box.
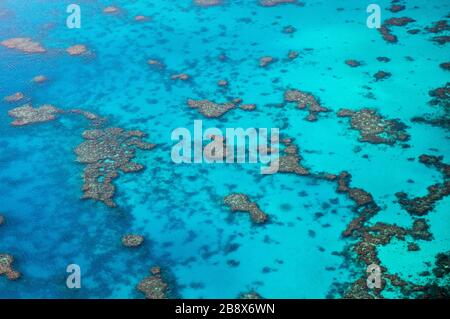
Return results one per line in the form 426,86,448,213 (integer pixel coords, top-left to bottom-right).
217,79,228,87
334,171,380,238
147,59,165,69
344,277,377,299
3,92,24,103
223,193,268,224
137,266,169,299
239,104,256,111
103,6,120,14
122,234,144,248
194,0,223,7
425,20,449,34
0,254,21,280
433,252,450,279
187,99,236,118
171,73,190,81
345,60,362,68
287,50,299,60
66,44,88,56
284,89,329,121
388,4,405,13
378,17,415,43
276,139,309,175
319,164,438,299
0,215,4,226
75,128,156,207
428,82,449,109
411,115,450,130
134,15,150,22
8,104,101,127
259,56,275,67
8,104,60,126
337,108,409,145
282,25,296,34
440,62,450,71
373,71,391,81
32,75,48,84
396,155,450,216
1,37,46,53
259,0,301,7
431,36,450,45
344,218,434,299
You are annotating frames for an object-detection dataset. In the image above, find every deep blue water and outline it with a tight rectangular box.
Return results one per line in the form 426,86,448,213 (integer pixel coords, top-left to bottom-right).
0,0,449,298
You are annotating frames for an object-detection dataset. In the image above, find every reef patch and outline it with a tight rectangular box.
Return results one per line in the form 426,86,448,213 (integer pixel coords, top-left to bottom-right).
8,104,60,126
223,193,268,224
75,128,156,207
0,254,21,281
122,234,144,248
337,108,409,145
284,89,329,121
1,37,46,53
137,266,169,299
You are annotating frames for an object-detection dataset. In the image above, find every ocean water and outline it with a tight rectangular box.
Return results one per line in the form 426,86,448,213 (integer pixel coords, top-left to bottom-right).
0,0,449,299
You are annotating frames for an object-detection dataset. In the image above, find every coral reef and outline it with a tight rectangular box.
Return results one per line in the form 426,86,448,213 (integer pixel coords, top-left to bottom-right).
171,73,190,81
147,59,165,69
282,25,296,34
3,92,24,103
440,62,450,71
223,193,268,224
187,99,236,118
66,44,88,56
275,138,309,175
388,4,405,13
433,252,450,279
217,79,228,87
259,0,302,7
32,75,48,84
287,51,299,60
0,254,21,280
75,128,156,207
425,20,450,34
134,15,150,22
431,36,450,45
122,235,144,248
259,56,275,67
345,60,362,68
373,71,391,81
396,155,450,216
1,37,46,53
428,82,449,109
8,104,60,126
378,17,415,43
284,89,329,121
411,115,450,131
137,266,169,299
337,108,409,145
194,0,223,7
103,6,120,14
239,104,256,111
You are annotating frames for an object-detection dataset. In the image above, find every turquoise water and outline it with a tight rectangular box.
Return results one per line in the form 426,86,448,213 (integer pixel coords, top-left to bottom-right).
0,0,448,298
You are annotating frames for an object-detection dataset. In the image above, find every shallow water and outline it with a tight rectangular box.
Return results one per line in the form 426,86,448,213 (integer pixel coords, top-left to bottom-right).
0,0,449,298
